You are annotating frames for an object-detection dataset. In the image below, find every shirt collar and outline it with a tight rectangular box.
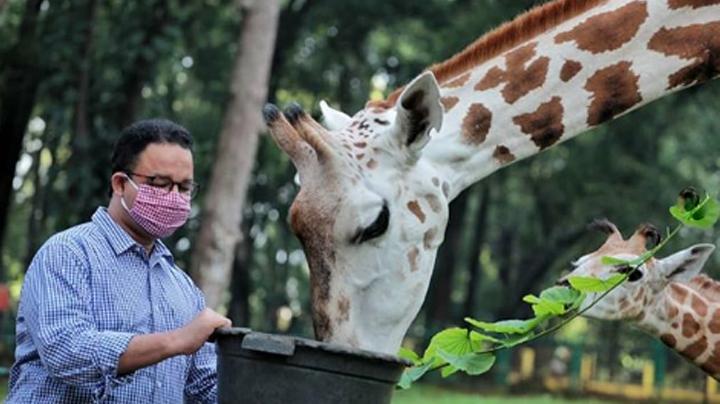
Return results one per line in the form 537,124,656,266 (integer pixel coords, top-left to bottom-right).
92,208,174,261
92,207,137,256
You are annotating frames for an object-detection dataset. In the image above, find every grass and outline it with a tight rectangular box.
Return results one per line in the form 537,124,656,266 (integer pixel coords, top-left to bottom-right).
392,385,617,404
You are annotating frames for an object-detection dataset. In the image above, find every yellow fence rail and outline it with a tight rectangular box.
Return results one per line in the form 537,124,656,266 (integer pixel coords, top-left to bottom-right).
510,347,720,403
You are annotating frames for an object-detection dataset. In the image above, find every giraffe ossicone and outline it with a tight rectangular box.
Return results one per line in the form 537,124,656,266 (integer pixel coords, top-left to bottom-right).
265,0,720,354
560,220,720,378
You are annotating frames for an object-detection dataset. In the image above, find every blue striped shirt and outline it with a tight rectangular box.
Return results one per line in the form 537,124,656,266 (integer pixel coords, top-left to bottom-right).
8,208,217,403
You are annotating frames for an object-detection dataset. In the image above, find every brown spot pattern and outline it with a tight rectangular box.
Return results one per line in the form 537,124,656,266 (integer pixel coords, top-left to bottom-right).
337,296,350,322
709,309,720,333
425,194,443,213
442,72,471,88
634,288,645,302
423,228,438,250
667,303,679,319
407,200,426,223
682,313,701,338
474,43,550,104
670,283,690,302
461,103,492,144
661,333,677,348
647,22,720,89
512,96,565,150
560,60,582,82
493,145,516,164
442,182,450,198
440,96,460,112
702,341,720,375
366,159,377,169
682,336,708,360
353,141,367,148
584,61,642,126
554,2,648,53
668,0,720,9
692,295,709,317
432,177,440,187
408,247,420,272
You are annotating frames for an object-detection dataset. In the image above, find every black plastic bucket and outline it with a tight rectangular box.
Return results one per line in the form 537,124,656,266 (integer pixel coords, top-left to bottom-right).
213,327,411,404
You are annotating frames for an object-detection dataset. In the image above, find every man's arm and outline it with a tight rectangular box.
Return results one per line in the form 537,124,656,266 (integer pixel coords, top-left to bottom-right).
117,309,231,375
184,284,228,403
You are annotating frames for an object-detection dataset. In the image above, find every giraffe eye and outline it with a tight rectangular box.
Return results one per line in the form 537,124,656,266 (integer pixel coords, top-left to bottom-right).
617,265,643,282
353,204,390,244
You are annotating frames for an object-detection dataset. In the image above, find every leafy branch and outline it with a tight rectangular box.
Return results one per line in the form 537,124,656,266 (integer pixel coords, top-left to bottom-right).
397,187,719,389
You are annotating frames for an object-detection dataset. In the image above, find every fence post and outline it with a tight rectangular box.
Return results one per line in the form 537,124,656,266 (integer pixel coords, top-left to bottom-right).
570,343,583,391
652,339,666,396
494,349,511,387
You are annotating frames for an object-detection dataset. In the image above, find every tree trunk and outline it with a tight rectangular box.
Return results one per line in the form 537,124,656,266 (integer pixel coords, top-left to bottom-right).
0,0,43,279
190,0,280,310
227,221,253,327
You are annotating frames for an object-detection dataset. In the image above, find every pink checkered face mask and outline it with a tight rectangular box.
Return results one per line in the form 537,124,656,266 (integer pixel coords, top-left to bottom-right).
120,176,191,239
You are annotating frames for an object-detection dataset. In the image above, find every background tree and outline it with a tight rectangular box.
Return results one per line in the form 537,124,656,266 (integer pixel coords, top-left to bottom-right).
190,0,280,311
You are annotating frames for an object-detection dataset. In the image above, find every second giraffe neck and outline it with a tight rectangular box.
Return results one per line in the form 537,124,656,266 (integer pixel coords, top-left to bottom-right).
637,280,720,379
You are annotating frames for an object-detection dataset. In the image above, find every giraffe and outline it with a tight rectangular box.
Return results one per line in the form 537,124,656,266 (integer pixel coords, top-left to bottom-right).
557,220,720,379
263,0,720,354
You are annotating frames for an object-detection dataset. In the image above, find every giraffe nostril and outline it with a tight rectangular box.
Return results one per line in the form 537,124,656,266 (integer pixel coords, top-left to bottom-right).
556,279,571,287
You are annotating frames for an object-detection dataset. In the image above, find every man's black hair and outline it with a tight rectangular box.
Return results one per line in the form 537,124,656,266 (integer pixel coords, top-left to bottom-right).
108,118,193,197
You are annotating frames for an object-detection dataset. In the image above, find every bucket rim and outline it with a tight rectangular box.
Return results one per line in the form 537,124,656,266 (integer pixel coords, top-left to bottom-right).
213,327,412,367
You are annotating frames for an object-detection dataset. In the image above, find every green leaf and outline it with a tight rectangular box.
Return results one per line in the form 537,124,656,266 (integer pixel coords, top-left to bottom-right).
437,350,496,376
568,274,625,292
539,286,583,305
670,195,720,229
423,328,479,365
523,293,565,316
398,347,421,366
601,256,631,265
465,317,542,334
628,251,655,267
397,362,432,389
470,330,501,344
500,332,536,348
440,363,459,378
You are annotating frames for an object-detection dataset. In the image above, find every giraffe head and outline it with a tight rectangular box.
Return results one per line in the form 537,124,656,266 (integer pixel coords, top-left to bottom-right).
559,219,715,323
263,72,448,353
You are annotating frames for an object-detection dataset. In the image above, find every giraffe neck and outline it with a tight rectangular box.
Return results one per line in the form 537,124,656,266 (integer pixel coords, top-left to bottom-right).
422,0,720,199
637,278,720,379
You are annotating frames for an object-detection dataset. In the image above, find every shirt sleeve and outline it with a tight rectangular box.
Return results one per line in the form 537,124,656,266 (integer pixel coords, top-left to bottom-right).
184,284,218,404
21,242,137,401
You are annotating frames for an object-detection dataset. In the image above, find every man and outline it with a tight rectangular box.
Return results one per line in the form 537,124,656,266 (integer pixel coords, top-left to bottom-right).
8,119,232,403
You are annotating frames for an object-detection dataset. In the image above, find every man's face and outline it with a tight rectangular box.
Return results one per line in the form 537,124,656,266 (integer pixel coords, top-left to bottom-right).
112,142,194,222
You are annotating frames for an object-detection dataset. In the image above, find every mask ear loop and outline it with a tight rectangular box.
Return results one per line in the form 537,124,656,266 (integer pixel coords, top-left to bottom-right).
119,173,139,213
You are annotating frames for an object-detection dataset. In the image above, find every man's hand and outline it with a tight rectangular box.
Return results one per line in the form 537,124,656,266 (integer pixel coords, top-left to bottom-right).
170,308,232,355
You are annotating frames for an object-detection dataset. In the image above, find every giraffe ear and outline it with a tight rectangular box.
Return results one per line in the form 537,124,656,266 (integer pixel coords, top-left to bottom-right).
320,100,352,132
659,244,715,282
394,71,443,155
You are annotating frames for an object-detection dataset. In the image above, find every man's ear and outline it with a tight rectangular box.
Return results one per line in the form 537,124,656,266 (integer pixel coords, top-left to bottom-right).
320,100,352,132
111,172,128,196
658,243,715,282
393,71,443,155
